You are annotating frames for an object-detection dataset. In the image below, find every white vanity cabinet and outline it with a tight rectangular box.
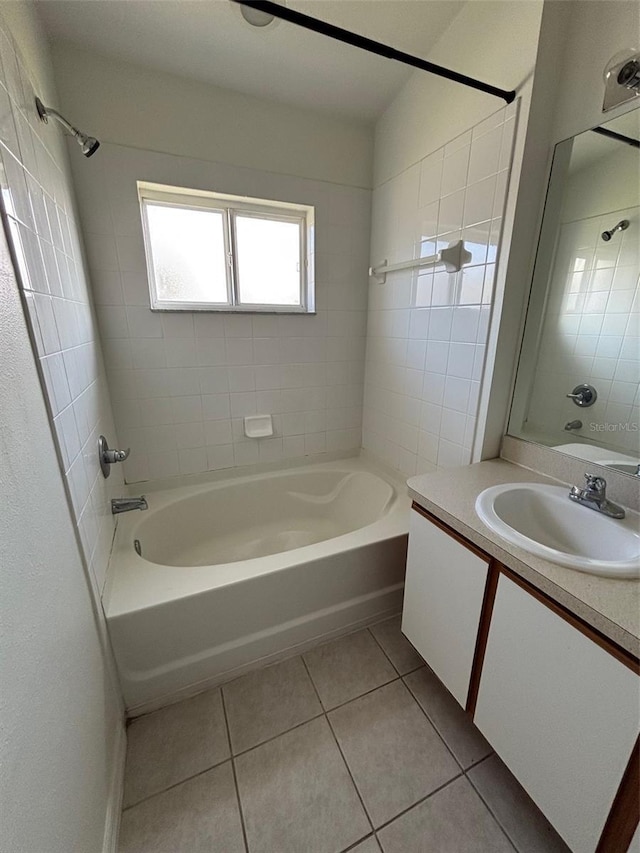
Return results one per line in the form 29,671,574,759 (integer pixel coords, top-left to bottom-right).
474,573,640,853
401,506,489,707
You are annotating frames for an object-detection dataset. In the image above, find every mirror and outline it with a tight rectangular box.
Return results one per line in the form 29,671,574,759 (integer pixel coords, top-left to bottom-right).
509,109,640,475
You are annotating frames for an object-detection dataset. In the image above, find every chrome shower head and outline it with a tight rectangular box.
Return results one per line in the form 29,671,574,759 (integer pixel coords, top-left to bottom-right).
601,219,629,241
35,97,100,158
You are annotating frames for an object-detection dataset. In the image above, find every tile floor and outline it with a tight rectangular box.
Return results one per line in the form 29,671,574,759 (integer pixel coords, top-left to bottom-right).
118,616,570,853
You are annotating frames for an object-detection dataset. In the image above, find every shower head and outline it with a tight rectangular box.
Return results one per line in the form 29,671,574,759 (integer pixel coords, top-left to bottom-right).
35,97,100,158
601,219,629,241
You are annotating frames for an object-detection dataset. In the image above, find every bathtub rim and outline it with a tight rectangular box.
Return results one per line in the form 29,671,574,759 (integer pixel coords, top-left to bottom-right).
104,456,410,619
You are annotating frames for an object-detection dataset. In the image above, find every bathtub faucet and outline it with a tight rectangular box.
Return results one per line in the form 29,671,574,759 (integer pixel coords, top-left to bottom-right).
111,496,148,515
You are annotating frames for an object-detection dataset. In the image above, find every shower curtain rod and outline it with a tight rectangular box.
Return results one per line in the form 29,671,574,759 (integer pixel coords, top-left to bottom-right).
231,0,516,104
592,126,640,149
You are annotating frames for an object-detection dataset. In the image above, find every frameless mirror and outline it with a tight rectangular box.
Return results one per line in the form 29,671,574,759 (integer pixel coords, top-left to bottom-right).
509,109,640,475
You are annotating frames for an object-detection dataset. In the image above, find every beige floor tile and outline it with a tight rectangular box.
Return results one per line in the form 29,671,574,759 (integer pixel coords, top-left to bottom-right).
235,716,370,853
405,666,492,769
369,616,424,675
469,754,571,852
123,687,229,807
329,680,460,828
118,762,244,853
223,655,322,753
303,629,397,710
377,776,514,853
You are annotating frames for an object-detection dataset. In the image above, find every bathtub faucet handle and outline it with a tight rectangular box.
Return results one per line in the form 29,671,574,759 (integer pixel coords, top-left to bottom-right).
98,435,130,478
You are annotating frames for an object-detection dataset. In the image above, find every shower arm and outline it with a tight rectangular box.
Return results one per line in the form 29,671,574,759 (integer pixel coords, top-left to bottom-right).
36,99,82,139
230,0,517,105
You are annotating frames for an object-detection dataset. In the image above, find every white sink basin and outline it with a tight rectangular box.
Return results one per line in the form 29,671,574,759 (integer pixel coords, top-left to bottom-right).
476,483,640,579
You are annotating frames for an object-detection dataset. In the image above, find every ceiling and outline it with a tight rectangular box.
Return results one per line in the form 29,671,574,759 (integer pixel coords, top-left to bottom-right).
35,0,465,121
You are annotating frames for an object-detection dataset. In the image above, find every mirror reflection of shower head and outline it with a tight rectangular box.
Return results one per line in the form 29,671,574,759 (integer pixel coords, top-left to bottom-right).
35,97,100,158
601,219,630,242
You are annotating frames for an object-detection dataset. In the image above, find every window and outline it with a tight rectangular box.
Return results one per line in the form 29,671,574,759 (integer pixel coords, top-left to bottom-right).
138,182,314,313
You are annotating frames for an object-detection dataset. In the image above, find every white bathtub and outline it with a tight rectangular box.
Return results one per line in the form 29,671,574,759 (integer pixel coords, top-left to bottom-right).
104,458,409,712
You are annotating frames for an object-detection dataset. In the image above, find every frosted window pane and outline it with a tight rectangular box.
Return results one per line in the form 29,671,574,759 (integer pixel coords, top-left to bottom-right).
146,204,228,303
235,215,301,306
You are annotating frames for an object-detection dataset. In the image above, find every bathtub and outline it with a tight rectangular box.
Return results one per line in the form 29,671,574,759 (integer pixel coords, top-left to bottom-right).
104,457,409,712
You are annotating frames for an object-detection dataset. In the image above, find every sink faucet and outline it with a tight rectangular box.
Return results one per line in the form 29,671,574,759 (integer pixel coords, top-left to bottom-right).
111,496,148,515
568,474,625,519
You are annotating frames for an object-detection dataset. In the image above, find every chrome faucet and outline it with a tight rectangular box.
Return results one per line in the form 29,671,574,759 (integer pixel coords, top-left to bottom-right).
111,496,148,515
568,474,625,519
564,419,583,431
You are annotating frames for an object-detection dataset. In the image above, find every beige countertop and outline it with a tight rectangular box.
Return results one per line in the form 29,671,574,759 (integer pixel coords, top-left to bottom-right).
407,458,640,659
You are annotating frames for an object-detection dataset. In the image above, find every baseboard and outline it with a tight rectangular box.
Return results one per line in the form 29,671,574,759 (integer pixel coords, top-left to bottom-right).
103,718,127,853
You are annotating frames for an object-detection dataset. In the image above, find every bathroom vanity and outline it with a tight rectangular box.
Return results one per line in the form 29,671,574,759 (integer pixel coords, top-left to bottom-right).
402,459,639,853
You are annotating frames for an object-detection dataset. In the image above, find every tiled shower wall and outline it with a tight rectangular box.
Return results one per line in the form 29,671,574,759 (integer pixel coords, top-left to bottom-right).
70,143,370,483
526,204,639,452
362,104,516,476
0,18,121,594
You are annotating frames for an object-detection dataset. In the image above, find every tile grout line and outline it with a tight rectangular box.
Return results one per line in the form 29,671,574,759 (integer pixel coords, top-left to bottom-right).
400,674,466,774
121,756,232,812
373,772,465,836
300,654,376,842
465,766,521,853
366,624,405,676
220,687,251,853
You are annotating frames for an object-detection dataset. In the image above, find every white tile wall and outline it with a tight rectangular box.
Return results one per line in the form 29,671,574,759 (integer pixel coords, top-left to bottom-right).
70,143,370,482
526,205,640,453
363,105,517,477
0,19,121,594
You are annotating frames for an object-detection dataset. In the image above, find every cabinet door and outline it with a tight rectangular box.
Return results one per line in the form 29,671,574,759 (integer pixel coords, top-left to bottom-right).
401,508,489,707
474,574,639,853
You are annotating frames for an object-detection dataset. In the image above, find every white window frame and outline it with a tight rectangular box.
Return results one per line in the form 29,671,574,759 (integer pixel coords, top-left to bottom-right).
138,182,315,314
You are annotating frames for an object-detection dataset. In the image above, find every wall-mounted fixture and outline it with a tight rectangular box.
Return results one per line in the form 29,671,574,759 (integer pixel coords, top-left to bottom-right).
98,435,130,478
236,0,281,28
111,497,148,515
566,384,598,408
601,218,629,242
603,49,640,112
35,97,100,157
565,419,583,431
369,239,472,285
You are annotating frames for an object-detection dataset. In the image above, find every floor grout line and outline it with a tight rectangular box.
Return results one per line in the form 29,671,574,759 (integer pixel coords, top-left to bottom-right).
366,623,405,676
301,655,376,839
466,768,520,853
220,688,251,853
373,772,465,835
121,756,232,812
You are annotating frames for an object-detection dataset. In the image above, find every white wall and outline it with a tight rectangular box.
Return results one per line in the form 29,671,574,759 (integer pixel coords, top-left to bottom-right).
51,47,372,483
0,6,124,849
0,5,122,595
362,0,543,476
51,43,373,189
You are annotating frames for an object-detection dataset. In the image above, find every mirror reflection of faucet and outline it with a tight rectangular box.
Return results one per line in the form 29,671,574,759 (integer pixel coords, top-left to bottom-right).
566,384,597,408
565,419,583,431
